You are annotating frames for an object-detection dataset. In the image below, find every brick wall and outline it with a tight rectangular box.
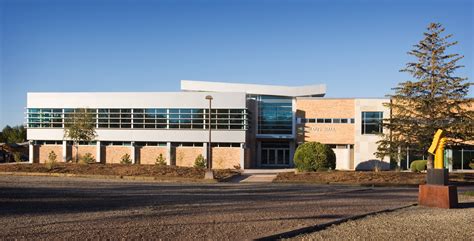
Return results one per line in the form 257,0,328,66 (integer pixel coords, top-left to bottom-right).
105,146,132,164
212,147,241,169
138,146,168,165
37,145,63,163
296,99,356,145
297,99,355,118
175,147,203,167
71,145,97,162
301,123,355,144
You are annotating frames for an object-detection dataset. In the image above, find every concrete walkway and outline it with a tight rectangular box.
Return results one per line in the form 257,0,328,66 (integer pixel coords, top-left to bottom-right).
238,174,277,183
231,169,294,183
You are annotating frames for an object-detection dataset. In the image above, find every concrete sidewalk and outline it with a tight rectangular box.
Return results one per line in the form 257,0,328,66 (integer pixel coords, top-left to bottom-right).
232,169,294,183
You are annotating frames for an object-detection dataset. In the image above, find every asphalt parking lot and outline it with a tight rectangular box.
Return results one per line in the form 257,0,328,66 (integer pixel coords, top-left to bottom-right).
0,175,421,239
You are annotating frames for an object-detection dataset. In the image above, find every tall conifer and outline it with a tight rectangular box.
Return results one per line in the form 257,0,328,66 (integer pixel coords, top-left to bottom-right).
376,23,473,168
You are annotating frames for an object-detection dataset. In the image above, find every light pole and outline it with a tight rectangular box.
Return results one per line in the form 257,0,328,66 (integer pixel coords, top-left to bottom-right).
205,95,214,179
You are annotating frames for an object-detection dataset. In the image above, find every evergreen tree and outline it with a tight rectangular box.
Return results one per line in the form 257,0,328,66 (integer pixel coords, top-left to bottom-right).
376,23,473,169
1,125,27,143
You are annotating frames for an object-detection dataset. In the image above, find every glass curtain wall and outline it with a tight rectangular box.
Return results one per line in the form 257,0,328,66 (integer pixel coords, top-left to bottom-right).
257,96,293,135
27,108,248,130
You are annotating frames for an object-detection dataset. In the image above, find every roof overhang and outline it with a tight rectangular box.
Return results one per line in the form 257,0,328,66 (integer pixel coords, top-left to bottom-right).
181,80,326,97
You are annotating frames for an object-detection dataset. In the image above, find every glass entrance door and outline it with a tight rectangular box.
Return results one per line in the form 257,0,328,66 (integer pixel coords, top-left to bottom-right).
260,142,290,167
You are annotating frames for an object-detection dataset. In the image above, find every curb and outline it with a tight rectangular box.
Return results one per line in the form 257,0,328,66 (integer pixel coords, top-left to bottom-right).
254,203,417,240
272,180,422,187
0,172,218,183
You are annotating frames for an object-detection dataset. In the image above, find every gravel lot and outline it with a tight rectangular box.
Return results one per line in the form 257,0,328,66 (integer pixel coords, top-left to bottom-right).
293,195,474,241
0,175,423,239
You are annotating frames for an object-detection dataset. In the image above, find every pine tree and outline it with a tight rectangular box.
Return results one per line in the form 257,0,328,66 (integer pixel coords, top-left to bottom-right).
376,23,473,169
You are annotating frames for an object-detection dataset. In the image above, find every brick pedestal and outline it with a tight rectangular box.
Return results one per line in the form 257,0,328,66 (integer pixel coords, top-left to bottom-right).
418,184,458,209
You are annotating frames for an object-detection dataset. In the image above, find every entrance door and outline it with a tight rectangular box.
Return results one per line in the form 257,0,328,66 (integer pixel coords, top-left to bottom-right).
260,142,290,167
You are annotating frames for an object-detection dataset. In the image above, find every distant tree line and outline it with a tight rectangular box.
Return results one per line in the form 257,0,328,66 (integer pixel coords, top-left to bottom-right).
0,125,27,144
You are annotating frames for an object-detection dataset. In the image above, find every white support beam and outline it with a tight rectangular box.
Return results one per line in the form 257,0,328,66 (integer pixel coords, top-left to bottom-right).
240,143,245,169
29,142,34,163
131,142,136,164
203,142,208,161
96,141,101,163
62,140,67,162
166,142,172,165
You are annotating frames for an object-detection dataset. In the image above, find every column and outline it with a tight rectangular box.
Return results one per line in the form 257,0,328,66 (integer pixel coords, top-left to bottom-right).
166,142,172,165
203,142,208,160
240,143,245,170
29,141,34,163
130,142,136,164
289,141,295,168
345,144,351,170
62,140,67,162
96,141,101,163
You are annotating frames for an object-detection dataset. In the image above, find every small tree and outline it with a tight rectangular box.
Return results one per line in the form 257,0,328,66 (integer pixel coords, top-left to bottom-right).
194,154,206,168
13,152,22,163
64,108,97,163
155,153,167,166
120,153,132,164
46,151,58,170
80,152,96,164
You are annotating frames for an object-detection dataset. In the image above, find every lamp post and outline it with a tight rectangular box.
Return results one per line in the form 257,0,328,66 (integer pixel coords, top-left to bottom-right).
204,95,214,179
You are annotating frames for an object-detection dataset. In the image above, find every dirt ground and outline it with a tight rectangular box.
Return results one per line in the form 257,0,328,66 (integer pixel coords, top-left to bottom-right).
292,194,474,240
0,163,238,181
275,171,474,186
0,175,420,240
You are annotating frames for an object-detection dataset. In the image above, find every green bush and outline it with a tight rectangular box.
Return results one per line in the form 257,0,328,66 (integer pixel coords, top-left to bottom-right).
120,153,132,165
293,142,336,172
410,160,427,172
155,153,167,166
194,154,206,168
80,152,96,164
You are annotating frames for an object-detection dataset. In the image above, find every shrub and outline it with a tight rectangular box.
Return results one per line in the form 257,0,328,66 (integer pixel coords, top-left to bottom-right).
194,154,206,168
46,151,58,170
410,160,427,172
155,153,167,166
120,153,132,164
13,152,21,163
463,191,474,196
293,142,336,172
80,152,96,164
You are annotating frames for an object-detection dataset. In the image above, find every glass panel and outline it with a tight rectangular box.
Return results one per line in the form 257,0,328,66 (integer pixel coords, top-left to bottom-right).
257,96,293,135
277,149,284,164
268,150,276,164
262,150,268,164
284,150,290,164
362,112,383,134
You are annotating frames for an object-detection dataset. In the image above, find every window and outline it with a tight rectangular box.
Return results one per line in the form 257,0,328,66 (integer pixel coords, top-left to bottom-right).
301,117,355,124
362,112,383,134
27,108,248,130
257,95,293,135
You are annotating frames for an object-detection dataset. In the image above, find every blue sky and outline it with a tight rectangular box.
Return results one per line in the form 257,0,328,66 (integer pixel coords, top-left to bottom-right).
1,0,473,127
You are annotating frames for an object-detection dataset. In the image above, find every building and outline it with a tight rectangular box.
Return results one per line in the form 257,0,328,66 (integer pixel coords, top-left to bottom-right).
26,80,473,170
